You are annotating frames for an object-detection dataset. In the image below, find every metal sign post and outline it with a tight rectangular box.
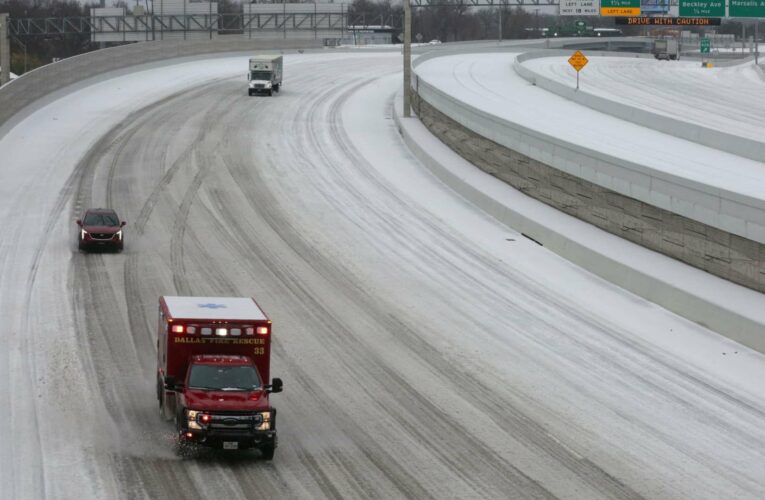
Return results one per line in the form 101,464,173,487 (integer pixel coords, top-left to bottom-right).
568,50,588,90
700,37,711,67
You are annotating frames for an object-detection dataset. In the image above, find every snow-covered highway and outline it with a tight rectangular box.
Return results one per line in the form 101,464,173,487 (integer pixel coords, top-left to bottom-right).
1,49,765,499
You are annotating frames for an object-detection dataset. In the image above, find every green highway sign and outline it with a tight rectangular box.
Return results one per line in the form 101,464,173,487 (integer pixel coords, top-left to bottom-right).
700,38,711,53
729,0,765,17
600,0,641,16
679,0,724,16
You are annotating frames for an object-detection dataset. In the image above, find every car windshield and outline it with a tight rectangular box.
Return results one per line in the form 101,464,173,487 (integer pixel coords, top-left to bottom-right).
83,213,119,227
251,70,272,80
188,364,262,391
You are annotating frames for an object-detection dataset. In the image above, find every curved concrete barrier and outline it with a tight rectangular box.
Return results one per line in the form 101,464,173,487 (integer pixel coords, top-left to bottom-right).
514,50,765,163
0,37,323,138
414,58,765,246
394,93,765,355
410,50,765,294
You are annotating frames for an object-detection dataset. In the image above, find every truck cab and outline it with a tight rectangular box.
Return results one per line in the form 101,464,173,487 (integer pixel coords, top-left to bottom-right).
248,55,283,96
156,296,283,458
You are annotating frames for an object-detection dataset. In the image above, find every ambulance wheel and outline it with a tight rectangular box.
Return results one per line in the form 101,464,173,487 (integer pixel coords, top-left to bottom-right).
261,445,275,460
159,389,173,421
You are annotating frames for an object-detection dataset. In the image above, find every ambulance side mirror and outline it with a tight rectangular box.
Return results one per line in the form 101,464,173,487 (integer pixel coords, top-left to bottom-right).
267,377,283,394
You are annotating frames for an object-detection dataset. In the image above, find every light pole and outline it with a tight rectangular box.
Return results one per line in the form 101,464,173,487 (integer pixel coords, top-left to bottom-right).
756,20,759,65
498,4,502,43
403,0,411,117
0,13,9,86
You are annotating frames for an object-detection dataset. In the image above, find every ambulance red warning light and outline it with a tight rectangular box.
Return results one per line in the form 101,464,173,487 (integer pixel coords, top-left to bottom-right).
156,296,283,459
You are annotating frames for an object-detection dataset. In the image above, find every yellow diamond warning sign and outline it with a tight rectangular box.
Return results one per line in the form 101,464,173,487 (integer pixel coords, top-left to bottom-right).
568,50,589,72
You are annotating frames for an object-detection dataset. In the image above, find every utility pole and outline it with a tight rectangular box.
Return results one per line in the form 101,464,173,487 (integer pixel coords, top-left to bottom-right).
0,13,9,86
498,5,502,43
403,0,411,117
497,2,502,43
756,20,759,65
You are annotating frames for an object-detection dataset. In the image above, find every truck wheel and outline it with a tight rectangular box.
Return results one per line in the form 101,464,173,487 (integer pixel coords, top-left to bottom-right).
159,390,174,421
268,89,273,96
261,445,275,460
248,90,253,96
274,84,280,93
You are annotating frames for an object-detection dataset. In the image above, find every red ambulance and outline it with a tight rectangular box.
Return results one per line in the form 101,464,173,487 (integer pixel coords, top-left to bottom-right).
156,296,283,458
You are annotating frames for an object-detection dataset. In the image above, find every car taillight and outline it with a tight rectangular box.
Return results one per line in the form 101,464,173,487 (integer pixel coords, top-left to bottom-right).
256,326,268,335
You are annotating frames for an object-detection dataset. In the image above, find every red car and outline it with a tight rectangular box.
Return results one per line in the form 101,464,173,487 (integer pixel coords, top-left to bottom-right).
76,208,126,251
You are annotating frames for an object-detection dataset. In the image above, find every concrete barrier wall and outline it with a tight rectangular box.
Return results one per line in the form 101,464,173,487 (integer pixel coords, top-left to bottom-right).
410,56,765,293
412,53,765,246
394,95,765,354
0,37,323,137
514,51,765,163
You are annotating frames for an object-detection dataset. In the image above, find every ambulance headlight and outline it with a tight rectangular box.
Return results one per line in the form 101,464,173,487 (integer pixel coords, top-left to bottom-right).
187,409,203,430
254,411,271,431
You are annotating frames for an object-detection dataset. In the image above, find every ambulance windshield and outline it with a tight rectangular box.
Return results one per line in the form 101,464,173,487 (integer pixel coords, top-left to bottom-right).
188,364,262,391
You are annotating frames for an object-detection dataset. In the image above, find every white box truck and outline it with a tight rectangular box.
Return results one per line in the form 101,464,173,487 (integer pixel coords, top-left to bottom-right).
248,56,283,96
653,39,679,61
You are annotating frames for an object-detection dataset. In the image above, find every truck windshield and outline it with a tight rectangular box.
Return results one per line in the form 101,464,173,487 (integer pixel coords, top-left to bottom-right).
250,71,272,80
188,364,262,391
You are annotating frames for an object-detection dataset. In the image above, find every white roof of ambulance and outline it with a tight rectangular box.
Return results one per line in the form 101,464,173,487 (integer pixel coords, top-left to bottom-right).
163,296,267,321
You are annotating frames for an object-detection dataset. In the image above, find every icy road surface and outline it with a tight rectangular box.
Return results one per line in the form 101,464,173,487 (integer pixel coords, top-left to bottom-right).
1,51,765,499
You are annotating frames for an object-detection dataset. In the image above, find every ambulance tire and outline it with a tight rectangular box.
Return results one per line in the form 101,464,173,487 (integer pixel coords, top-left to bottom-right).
261,445,275,460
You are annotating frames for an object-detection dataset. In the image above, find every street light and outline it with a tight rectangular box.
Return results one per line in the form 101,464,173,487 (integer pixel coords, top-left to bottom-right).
403,0,411,117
